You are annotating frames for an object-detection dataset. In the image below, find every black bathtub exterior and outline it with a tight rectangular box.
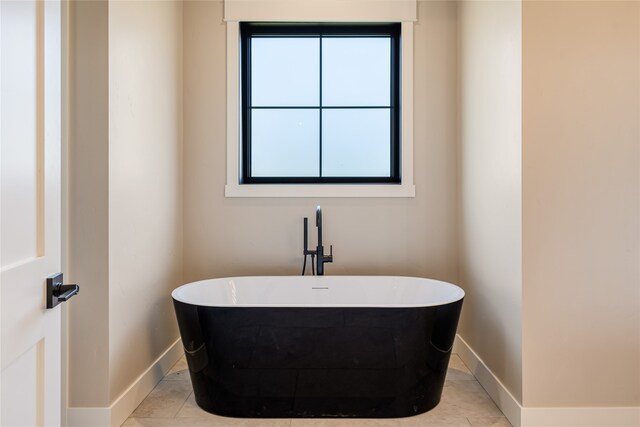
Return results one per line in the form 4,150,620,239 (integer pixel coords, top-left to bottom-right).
173,298,463,418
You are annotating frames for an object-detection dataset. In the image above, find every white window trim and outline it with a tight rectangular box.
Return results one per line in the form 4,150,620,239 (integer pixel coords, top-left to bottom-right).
225,20,415,198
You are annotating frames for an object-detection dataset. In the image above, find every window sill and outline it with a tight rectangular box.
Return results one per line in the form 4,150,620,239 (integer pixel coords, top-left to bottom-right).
225,183,416,198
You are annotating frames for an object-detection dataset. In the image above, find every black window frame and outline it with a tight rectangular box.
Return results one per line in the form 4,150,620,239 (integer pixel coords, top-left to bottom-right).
240,22,401,184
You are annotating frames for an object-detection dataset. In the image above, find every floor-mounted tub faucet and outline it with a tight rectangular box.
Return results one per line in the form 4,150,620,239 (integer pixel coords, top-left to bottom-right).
302,206,333,275
315,206,333,275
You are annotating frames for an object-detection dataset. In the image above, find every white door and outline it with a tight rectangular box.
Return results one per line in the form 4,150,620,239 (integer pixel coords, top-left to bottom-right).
1,0,64,426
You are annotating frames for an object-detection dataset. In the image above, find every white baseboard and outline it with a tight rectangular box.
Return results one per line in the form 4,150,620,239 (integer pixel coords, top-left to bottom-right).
453,335,640,427
453,334,523,426
67,338,183,427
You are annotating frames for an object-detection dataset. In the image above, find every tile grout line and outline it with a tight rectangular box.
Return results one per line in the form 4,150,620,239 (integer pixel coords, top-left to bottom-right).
173,391,193,418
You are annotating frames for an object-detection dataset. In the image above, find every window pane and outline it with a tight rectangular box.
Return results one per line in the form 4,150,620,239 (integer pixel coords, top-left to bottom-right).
322,109,390,177
251,38,319,107
322,38,390,107
251,109,319,177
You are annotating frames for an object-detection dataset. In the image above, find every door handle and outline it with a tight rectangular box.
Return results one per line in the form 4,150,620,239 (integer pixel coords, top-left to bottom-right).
56,284,79,302
46,273,79,309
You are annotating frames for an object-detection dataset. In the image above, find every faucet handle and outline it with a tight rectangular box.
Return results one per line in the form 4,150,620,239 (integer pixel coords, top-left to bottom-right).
326,245,333,263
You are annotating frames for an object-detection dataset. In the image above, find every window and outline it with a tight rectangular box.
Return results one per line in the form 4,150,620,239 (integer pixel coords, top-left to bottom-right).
240,23,401,184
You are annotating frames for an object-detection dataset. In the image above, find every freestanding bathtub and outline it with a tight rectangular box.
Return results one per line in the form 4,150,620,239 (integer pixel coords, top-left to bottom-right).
172,276,464,418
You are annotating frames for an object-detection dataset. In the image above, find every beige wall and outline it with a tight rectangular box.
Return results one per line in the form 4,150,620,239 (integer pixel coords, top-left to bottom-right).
458,0,523,403
107,0,183,402
457,0,640,410
68,0,183,407
522,0,640,407
68,0,110,407
183,0,459,283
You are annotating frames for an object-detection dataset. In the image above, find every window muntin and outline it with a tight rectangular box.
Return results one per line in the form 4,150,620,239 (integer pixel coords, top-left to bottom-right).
240,23,401,184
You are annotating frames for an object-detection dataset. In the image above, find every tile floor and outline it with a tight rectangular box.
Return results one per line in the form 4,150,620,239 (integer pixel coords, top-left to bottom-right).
121,354,511,427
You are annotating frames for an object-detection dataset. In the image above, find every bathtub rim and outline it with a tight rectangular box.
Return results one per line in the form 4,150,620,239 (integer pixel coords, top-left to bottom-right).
171,275,465,309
